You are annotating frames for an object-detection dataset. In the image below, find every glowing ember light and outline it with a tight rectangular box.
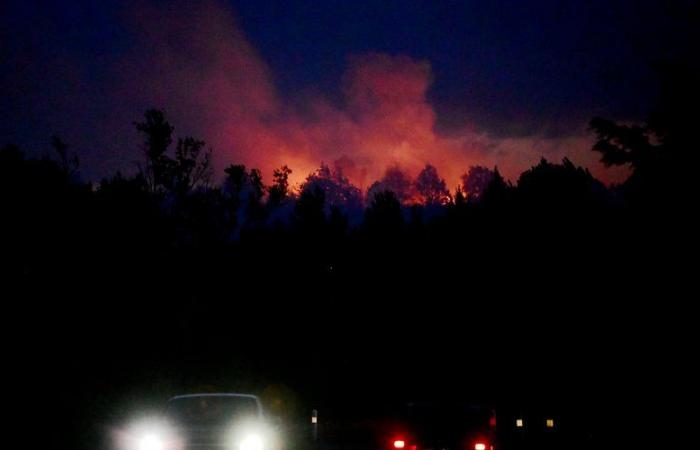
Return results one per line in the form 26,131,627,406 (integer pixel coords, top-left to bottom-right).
394,440,406,448
546,419,554,428
475,443,486,450
516,419,524,428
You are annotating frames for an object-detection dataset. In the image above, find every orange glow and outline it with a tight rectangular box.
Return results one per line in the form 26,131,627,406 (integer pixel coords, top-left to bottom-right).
121,0,630,196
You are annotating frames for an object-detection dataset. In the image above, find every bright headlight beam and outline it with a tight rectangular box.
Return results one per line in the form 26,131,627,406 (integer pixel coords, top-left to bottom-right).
240,434,264,450
139,434,164,450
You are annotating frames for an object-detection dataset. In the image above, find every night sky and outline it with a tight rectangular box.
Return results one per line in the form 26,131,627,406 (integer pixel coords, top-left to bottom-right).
2,0,698,187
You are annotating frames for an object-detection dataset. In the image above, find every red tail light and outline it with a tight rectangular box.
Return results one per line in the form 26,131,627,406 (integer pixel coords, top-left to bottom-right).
393,440,406,449
474,443,486,450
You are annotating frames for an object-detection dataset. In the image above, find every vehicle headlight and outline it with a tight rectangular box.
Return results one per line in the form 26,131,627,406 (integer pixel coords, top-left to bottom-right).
239,433,264,450
138,434,165,450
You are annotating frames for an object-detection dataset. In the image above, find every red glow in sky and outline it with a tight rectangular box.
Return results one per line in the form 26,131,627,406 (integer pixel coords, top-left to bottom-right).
104,0,629,188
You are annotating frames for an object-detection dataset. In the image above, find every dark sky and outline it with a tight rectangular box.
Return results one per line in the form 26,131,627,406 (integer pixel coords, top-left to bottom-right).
2,0,698,186
231,0,686,132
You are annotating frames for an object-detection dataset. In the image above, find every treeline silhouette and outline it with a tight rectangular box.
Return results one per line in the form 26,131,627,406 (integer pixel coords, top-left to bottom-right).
3,68,694,285
2,62,695,450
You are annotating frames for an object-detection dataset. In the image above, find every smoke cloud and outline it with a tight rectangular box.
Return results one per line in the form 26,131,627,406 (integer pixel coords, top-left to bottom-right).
3,0,630,188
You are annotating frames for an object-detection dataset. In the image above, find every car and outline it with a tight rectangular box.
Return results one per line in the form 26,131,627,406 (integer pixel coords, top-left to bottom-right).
314,401,496,450
119,393,276,450
389,402,497,450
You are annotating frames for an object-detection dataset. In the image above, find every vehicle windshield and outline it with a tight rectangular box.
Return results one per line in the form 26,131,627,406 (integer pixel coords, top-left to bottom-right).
166,396,261,427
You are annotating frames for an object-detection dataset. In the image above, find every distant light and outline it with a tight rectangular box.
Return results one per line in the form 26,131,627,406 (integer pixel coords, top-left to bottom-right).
546,419,554,428
311,416,318,424
394,440,406,448
516,419,524,428
475,443,486,450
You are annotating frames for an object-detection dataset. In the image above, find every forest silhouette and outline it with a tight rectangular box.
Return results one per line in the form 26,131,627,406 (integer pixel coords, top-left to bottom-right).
4,64,694,281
